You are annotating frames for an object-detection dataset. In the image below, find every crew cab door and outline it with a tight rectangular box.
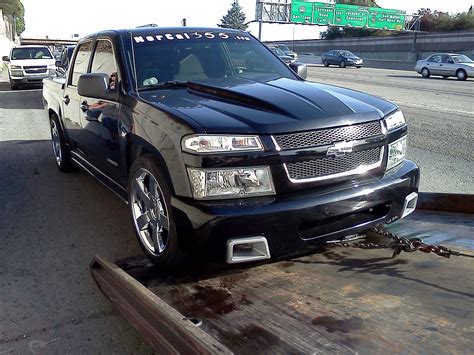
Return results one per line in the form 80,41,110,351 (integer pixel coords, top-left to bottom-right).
79,39,123,183
63,41,93,149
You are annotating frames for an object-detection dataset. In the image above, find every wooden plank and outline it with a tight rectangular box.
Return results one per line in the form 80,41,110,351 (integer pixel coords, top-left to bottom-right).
418,192,474,214
90,256,231,354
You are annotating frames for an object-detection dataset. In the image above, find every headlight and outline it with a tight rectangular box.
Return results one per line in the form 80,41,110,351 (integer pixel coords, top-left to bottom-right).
10,65,22,69
387,136,407,170
182,135,263,153
187,166,275,199
11,70,23,77
384,110,405,131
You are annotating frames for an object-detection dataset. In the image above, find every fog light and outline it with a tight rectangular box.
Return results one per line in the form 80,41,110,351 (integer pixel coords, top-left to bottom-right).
188,166,275,199
387,136,407,170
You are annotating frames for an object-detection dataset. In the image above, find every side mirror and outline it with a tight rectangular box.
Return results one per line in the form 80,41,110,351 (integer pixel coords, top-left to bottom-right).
289,62,307,80
2,56,10,62
78,73,116,101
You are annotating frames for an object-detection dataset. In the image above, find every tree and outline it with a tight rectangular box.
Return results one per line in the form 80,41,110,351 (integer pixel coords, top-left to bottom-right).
409,8,474,32
219,0,248,31
0,0,25,35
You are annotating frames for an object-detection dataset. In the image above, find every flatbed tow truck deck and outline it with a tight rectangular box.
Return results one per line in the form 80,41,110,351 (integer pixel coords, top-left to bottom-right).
90,193,474,354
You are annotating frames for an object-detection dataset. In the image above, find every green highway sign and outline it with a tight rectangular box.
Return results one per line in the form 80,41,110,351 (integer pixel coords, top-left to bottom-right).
313,2,335,25
290,1,406,30
335,4,368,27
291,1,313,23
368,7,406,30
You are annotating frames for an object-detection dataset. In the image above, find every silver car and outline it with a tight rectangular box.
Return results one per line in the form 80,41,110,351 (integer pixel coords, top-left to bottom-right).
415,53,474,81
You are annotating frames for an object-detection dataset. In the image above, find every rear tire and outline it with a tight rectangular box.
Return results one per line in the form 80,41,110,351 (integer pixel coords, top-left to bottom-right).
128,155,184,267
456,69,467,81
421,68,430,78
339,61,346,68
49,114,72,172
323,59,329,67
10,83,18,90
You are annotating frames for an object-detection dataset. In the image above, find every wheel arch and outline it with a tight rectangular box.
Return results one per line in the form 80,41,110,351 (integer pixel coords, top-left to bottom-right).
125,134,176,195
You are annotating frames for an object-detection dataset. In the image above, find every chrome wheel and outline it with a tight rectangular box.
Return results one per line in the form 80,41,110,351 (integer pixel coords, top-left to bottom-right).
51,119,62,166
130,168,169,255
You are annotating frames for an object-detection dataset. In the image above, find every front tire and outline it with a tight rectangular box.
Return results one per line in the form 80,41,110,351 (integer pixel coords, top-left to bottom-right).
50,115,72,172
128,155,183,267
456,69,467,81
339,60,346,68
421,68,430,78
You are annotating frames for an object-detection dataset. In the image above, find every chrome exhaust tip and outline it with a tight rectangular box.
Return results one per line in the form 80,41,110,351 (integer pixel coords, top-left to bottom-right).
226,236,271,264
401,192,418,219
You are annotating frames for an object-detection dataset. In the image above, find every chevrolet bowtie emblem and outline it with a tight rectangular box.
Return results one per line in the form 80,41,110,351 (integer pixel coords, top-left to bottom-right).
327,141,354,157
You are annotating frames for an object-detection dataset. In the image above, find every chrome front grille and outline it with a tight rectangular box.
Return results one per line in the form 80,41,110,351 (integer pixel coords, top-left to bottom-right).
24,66,47,74
274,121,382,150
285,147,383,182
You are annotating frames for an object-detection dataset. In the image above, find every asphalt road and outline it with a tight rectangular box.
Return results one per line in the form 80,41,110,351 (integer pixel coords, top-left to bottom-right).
0,69,472,353
0,84,153,353
307,66,474,194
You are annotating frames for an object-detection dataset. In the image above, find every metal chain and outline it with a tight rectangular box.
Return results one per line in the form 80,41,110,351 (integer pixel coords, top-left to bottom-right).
327,226,474,259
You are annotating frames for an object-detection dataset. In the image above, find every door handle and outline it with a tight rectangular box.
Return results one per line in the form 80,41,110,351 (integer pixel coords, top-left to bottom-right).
80,101,89,112
63,95,70,105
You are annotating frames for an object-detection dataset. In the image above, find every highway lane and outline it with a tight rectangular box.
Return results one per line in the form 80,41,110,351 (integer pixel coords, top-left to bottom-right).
307,66,474,193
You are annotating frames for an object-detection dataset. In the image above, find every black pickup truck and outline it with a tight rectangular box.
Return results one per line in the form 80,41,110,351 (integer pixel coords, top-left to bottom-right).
42,27,419,266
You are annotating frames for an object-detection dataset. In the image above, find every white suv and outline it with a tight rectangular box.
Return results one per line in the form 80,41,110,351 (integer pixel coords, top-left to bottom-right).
2,45,56,90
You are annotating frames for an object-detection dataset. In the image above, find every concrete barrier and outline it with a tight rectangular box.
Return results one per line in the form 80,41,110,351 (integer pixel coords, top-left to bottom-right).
269,30,474,71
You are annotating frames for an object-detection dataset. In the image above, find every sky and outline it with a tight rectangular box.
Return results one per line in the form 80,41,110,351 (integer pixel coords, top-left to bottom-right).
21,0,472,41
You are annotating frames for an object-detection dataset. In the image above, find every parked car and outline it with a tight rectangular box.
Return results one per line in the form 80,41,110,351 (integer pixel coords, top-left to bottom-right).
415,53,473,81
55,45,76,76
274,44,298,60
321,50,363,68
2,45,56,90
42,27,419,267
268,45,296,65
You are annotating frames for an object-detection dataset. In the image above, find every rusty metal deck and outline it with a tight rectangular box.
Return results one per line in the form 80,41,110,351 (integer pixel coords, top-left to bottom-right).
90,194,474,354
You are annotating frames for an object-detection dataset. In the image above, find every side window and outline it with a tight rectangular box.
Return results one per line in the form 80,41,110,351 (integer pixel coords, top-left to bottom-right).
428,55,441,63
91,40,118,90
70,42,92,86
442,55,453,64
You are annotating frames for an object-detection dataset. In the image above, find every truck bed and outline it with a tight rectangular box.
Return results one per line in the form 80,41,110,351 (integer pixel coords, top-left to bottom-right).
90,194,474,354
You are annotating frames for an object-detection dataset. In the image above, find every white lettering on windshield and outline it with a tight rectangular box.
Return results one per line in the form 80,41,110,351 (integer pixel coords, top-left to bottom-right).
133,32,250,44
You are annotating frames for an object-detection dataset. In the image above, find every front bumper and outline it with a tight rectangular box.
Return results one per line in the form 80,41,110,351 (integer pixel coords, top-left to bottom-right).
172,160,420,261
11,74,53,85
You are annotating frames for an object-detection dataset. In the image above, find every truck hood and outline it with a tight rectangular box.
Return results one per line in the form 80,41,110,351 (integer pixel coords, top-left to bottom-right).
9,58,55,67
139,77,397,134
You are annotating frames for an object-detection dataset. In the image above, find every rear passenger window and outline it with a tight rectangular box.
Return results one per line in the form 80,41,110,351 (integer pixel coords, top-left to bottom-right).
428,55,441,63
70,42,92,86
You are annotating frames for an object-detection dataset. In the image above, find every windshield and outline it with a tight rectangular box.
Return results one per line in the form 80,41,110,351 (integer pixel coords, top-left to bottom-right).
270,47,286,56
277,44,290,52
131,30,295,90
11,47,53,60
339,51,356,57
451,55,473,63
